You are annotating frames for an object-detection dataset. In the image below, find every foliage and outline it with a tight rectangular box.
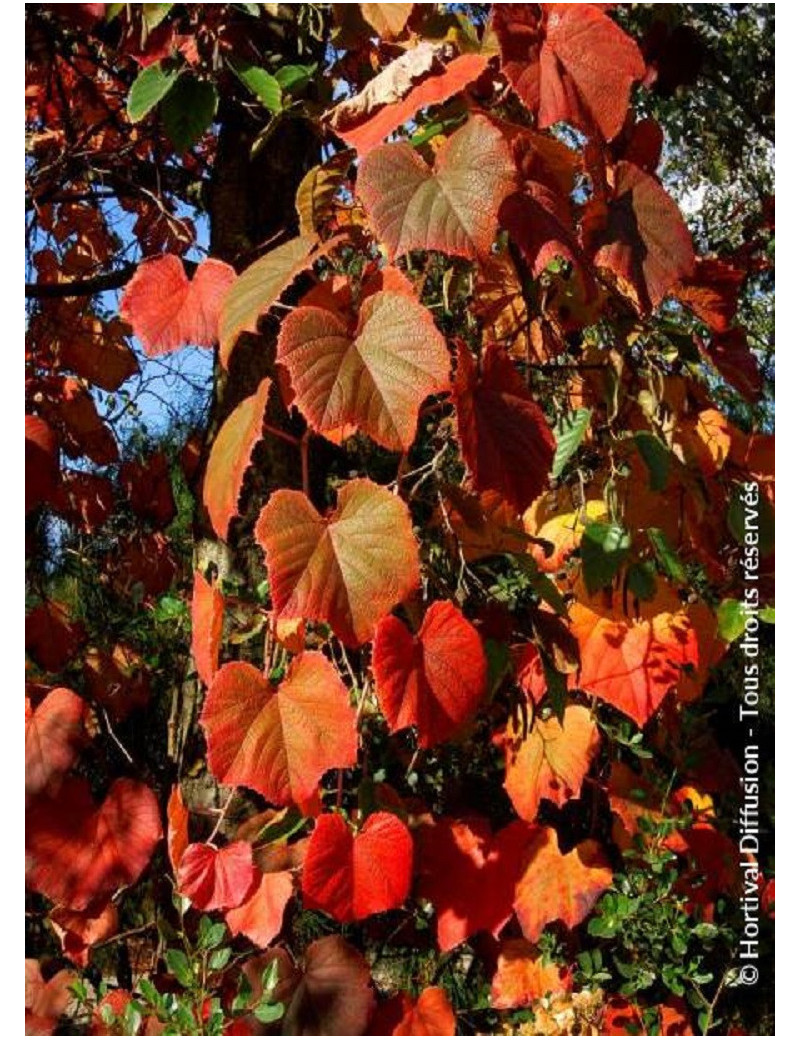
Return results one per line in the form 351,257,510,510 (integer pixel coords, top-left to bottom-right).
25,3,774,1037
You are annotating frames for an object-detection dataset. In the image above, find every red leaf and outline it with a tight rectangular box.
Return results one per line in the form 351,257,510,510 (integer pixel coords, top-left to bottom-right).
26,600,87,673
203,377,270,540
513,826,612,942
26,415,60,512
373,600,487,747
701,327,763,403
40,377,118,464
119,451,176,527
26,777,162,910
276,290,450,452
283,935,375,1036
675,257,745,332
330,51,490,156
25,687,87,801
178,841,257,912
590,160,695,312
201,654,357,812
82,643,151,722
167,784,190,874
572,601,699,727
501,704,599,822
494,4,645,141
55,470,114,532
225,870,294,947
393,987,456,1036
119,255,235,356
416,816,534,951
256,478,420,647
191,570,225,686
454,342,555,512
302,812,413,922
491,938,571,1010
358,115,517,261
50,902,118,967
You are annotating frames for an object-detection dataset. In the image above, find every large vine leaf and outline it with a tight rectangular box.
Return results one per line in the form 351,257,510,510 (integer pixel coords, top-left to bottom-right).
493,4,645,141
218,234,317,368
357,115,517,260
393,988,457,1036
454,341,556,512
513,826,612,942
26,777,162,911
301,811,413,922
119,255,235,356
372,600,487,747
255,478,420,646
202,376,271,540
571,601,699,727
200,653,358,812
415,816,535,951
501,704,599,822
25,688,87,801
276,290,450,452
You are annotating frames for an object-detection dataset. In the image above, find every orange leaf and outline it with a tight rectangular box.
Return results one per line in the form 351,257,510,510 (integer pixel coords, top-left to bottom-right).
50,902,118,968
256,478,419,646
25,960,77,1035
225,869,294,947
571,600,699,727
514,826,612,942
358,3,414,39
191,570,225,686
203,377,271,540
119,255,235,356
502,705,599,822
330,51,490,157
201,653,357,812
276,290,450,452
490,938,571,1010
393,987,456,1036
373,600,487,747
218,234,318,368
358,115,517,261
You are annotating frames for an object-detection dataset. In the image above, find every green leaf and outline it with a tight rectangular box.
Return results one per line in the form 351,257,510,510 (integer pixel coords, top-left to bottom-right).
542,658,568,725
626,561,657,602
716,599,746,643
580,521,631,595
274,64,317,93
632,432,671,492
209,947,233,971
143,3,173,29
514,554,569,616
254,1000,285,1025
162,76,219,153
551,408,591,478
229,58,283,113
127,61,180,123
646,528,687,585
197,916,227,950
254,804,306,845
164,948,194,989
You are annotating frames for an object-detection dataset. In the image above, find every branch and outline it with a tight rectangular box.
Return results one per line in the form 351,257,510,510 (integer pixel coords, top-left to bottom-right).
25,264,136,299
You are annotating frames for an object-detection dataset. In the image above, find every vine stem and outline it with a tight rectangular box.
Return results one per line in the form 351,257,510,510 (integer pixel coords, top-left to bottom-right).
207,788,236,844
